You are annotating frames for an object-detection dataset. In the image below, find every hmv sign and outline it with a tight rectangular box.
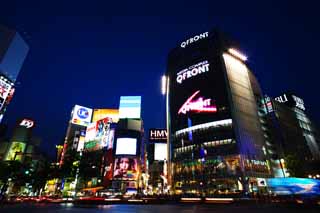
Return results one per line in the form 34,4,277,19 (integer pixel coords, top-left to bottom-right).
149,129,168,142
20,119,35,129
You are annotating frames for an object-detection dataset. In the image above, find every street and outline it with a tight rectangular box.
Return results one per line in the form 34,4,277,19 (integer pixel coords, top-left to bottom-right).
0,203,319,213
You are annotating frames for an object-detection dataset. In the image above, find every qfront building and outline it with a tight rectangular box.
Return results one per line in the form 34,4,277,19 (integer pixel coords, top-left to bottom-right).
166,29,271,195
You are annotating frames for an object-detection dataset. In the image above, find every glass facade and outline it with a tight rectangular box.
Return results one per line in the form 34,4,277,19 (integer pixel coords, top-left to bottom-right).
167,30,270,195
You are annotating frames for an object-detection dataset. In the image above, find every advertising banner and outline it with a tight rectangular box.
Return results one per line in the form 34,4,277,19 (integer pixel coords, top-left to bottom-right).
5,141,26,161
84,117,114,151
115,138,137,155
168,54,232,133
92,109,119,123
0,77,12,110
77,136,85,152
71,105,93,126
154,143,167,161
103,149,114,186
113,157,138,180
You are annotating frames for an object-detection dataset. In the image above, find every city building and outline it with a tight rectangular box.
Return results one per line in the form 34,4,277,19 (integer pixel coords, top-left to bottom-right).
165,29,271,195
4,118,35,162
0,118,48,196
78,112,117,194
147,128,168,194
0,25,29,122
264,92,320,177
111,96,145,195
59,105,93,166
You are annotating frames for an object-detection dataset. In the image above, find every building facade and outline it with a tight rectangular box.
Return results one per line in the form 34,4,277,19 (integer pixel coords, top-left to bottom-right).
264,92,320,177
166,29,271,195
0,25,29,122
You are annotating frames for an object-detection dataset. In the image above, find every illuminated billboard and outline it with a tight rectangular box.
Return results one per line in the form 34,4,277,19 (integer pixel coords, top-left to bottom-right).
267,178,320,195
71,105,92,126
168,44,232,133
115,138,137,155
178,90,217,115
274,93,305,111
154,143,167,161
0,77,13,110
84,117,114,151
92,109,119,123
149,129,167,142
77,136,85,152
5,141,26,161
19,119,35,129
119,96,141,119
113,157,138,180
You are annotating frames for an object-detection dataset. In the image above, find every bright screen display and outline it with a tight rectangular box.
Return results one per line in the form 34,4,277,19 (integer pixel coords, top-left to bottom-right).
92,109,119,123
84,117,114,151
119,96,141,119
5,141,26,161
0,77,12,110
77,136,85,152
115,138,137,155
154,143,167,161
267,178,320,195
113,157,138,180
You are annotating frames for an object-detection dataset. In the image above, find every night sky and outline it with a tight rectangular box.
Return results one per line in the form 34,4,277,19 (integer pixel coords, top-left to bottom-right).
1,1,320,158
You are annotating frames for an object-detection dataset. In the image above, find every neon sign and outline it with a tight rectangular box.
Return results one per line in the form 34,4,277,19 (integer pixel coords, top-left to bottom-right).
176,61,209,84
20,119,34,128
178,90,217,115
180,32,208,48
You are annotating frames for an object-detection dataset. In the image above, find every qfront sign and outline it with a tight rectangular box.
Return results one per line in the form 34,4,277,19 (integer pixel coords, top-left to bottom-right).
178,90,217,115
20,119,34,128
149,129,167,142
180,32,208,48
176,61,209,84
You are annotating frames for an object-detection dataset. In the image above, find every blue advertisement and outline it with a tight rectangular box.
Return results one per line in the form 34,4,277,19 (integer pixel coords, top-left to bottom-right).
267,178,320,195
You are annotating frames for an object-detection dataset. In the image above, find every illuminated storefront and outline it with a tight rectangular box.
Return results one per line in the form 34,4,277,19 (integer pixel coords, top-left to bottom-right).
166,29,271,195
110,96,144,194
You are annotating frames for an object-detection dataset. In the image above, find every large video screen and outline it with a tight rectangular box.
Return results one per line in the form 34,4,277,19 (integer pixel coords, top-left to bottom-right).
84,117,114,151
115,138,137,155
92,109,119,123
113,157,138,180
168,46,232,133
5,141,26,161
0,78,12,110
154,143,167,161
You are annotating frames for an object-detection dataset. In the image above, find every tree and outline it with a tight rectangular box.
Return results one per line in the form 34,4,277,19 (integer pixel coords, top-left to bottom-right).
0,160,23,196
284,153,305,177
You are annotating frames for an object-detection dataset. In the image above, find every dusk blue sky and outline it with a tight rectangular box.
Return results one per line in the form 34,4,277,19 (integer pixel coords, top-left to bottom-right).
1,1,320,158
